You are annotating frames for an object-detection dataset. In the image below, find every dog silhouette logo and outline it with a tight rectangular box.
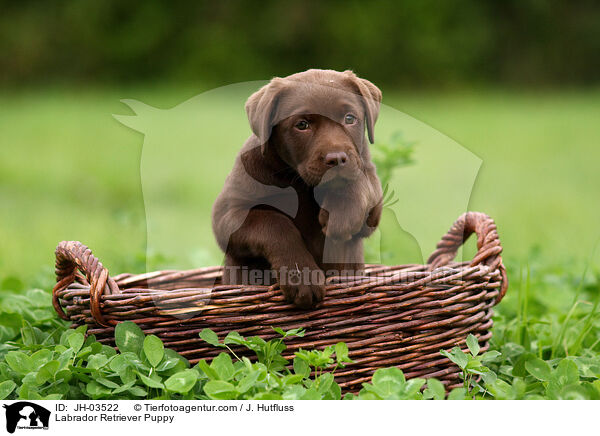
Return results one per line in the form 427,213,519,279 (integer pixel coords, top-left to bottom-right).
114,82,481,278
3,402,50,433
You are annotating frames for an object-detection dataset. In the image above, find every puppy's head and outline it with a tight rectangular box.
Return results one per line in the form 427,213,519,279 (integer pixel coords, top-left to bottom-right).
245,69,381,186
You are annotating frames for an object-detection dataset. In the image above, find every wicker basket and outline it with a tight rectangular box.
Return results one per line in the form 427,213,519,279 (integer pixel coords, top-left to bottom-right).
52,211,507,391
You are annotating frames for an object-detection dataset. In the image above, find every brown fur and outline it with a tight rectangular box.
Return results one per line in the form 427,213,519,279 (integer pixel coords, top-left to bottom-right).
212,69,383,308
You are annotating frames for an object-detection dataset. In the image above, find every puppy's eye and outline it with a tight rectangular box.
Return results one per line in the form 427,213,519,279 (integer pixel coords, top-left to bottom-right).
344,114,357,124
295,120,310,131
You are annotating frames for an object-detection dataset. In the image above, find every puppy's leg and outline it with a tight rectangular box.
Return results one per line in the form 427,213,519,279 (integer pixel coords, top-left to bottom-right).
318,194,366,241
322,237,365,279
317,183,371,241
226,208,325,308
222,254,243,285
222,254,275,286
356,197,383,238
318,167,383,241
359,165,384,237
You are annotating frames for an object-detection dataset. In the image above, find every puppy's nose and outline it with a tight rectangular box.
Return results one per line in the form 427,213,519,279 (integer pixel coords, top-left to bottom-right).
324,151,348,167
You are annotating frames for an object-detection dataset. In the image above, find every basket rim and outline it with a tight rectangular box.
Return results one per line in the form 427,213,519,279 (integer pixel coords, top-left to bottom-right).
52,211,508,327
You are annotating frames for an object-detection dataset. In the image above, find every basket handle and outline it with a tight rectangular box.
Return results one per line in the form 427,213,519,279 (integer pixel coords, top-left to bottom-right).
427,212,507,302
52,241,119,326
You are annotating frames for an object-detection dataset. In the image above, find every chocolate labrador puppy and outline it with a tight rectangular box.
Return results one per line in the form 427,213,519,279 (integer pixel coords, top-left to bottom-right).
212,69,383,308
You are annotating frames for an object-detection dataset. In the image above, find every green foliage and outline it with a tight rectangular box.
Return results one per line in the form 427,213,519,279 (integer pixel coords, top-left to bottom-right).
437,329,600,400
439,334,500,396
196,327,346,400
372,131,416,190
348,368,425,400
0,320,196,400
2,2,600,87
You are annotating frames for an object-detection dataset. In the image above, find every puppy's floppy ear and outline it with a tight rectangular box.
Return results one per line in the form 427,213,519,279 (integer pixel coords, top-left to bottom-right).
343,71,382,144
245,78,286,153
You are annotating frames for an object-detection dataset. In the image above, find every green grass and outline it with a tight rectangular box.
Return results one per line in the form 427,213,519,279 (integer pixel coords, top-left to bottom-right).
2,85,600,282
0,84,599,399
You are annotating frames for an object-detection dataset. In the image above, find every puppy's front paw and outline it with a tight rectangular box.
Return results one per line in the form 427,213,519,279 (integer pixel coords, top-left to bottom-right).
281,283,326,308
319,206,365,241
319,208,348,241
279,267,326,308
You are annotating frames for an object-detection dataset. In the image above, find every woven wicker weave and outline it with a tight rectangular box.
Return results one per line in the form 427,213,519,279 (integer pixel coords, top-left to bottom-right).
52,211,507,391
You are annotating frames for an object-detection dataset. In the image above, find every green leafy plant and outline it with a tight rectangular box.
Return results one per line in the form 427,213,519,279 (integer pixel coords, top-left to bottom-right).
439,334,500,397
196,327,352,399
349,367,426,400
0,321,196,400
372,131,416,189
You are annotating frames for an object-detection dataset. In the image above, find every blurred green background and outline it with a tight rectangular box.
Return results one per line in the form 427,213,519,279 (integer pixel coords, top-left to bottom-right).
2,0,600,88
1,0,599,286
